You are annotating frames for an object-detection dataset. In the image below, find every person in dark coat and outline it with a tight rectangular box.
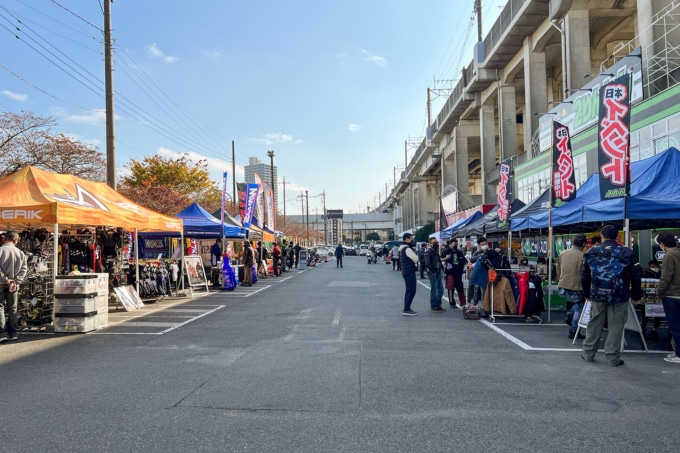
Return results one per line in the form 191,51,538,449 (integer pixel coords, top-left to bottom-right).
335,243,344,268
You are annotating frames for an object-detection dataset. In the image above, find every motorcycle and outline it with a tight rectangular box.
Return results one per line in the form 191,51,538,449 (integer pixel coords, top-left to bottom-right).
367,249,377,264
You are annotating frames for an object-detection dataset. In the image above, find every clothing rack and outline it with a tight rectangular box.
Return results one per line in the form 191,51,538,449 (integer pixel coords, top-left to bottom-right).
487,268,544,324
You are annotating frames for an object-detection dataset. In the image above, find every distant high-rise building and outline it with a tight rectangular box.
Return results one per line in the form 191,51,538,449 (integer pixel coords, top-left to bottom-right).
244,156,278,210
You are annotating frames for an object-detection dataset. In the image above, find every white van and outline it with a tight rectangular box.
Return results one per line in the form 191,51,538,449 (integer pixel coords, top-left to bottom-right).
359,244,369,256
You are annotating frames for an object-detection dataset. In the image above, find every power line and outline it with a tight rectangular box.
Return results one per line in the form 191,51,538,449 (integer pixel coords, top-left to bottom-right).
49,0,102,32
0,63,99,111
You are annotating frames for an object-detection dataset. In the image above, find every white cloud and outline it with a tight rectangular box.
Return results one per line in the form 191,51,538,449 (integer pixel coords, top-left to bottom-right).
2,90,27,102
157,147,244,183
250,132,294,146
60,110,107,125
347,124,362,132
361,49,388,67
203,50,221,60
145,43,178,63
62,132,101,147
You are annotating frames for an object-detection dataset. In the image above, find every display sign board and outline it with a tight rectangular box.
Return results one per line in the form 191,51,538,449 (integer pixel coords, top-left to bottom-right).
184,255,208,288
326,209,344,219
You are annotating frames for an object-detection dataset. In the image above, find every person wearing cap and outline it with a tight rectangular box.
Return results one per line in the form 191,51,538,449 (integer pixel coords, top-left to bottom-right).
442,238,468,308
557,234,587,339
425,236,446,313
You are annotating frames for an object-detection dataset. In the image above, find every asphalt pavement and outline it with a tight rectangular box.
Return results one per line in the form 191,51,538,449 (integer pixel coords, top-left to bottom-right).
1,256,679,452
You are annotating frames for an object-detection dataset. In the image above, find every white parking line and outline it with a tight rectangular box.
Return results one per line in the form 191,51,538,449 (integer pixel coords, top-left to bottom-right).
93,306,224,335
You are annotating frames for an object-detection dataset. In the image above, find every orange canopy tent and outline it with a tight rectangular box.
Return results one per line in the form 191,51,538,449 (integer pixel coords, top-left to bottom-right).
0,166,182,232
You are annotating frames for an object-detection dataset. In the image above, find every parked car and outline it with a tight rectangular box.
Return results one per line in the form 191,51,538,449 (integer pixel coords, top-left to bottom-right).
345,247,357,256
359,244,369,256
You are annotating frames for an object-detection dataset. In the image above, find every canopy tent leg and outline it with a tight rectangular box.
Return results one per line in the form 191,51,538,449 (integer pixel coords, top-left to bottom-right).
135,228,140,297
53,223,58,280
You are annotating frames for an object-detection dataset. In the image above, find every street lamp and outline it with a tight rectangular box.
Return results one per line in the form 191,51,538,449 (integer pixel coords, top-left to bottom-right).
266,150,275,230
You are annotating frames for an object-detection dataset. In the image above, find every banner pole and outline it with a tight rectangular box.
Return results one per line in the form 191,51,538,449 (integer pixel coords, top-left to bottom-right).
547,119,555,324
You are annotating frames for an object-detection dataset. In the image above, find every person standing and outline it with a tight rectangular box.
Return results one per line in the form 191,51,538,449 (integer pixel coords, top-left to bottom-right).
655,232,680,364
442,239,468,308
425,237,445,313
557,234,586,339
335,243,344,268
0,231,28,343
242,241,254,286
399,233,420,316
280,241,288,273
581,225,642,366
468,236,490,305
294,243,302,268
417,244,427,279
391,244,400,272
210,239,222,267
272,242,281,277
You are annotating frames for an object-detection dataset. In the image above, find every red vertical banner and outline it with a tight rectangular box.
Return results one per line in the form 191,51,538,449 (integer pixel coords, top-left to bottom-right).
552,121,577,207
598,73,631,200
237,182,246,221
496,158,513,229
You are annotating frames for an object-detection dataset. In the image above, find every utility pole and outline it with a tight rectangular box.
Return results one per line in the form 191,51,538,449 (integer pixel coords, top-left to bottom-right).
299,191,304,243
404,141,408,168
266,150,275,230
427,87,431,128
231,140,236,206
282,176,286,230
321,190,327,244
475,0,483,42
305,190,309,246
104,0,116,189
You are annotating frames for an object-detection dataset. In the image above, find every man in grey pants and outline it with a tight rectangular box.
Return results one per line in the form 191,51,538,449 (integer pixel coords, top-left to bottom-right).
0,231,28,343
580,225,642,367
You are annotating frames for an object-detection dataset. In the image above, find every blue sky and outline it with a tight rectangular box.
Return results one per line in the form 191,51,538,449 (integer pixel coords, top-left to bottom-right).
0,0,504,216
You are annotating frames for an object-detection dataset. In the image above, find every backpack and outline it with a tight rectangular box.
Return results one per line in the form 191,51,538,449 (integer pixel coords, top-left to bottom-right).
586,246,628,304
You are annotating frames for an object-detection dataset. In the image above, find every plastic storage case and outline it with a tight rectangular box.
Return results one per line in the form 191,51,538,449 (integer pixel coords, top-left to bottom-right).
54,274,108,295
54,294,107,313
54,312,99,333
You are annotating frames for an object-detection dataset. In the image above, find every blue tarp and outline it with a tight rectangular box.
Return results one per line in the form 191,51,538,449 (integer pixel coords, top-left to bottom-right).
513,147,680,232
440,210,483,238
176,203,247,238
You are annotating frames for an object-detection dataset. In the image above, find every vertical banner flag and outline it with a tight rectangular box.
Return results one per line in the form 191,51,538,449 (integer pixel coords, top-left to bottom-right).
263,182,275,231
242,183,260,229
438,195,448,231
597,73,631,200
254,173,265,228
221,171,228,231
237,183,246,222
496,158,513,229
552,121,577,207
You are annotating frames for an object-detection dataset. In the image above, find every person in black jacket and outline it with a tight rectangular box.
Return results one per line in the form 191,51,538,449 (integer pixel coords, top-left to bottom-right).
581,225,642,367
399,233,420,316
442,239,468,308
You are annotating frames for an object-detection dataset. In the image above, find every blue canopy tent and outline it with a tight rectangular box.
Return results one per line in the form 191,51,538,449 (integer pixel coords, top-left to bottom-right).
456,199,526,237
513,147,680,232
440,210,484,239
177,203,246,238
478,198,528,235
